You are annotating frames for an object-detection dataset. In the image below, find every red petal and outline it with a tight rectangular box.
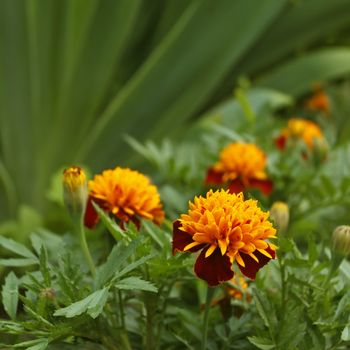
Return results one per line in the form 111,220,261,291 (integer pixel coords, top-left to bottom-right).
172,220,203,255
249,178,273,196
205,167,223,185
84,196,100,229
275,135,286,150
194,247,234,286
228,178,245,194
238,247,275,280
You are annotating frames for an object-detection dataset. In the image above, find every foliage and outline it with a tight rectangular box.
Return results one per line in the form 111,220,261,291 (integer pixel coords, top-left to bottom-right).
0,83,350,349
1,0,350,226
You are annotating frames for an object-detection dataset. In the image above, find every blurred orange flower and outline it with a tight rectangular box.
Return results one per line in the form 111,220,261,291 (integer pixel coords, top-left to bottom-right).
84,167,164,229
172,189,277,286
205,143,273,195
275,118,324,150
305,89,330,114
226,275,251,301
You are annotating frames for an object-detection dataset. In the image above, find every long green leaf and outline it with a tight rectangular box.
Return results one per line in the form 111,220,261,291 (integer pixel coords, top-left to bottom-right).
257,48,350,96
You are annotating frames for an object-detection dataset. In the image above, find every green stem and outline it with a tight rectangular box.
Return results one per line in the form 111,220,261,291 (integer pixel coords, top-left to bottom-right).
201,286,215,350
118,290,125,329
78,221,96,277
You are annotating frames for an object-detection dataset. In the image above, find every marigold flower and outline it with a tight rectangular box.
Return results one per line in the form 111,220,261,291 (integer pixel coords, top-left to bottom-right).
84,167,165,229
63,166,88,221
172,189,277,286
205,143,273,195
275,118,323,150
305,89,330,114
226,276,250,301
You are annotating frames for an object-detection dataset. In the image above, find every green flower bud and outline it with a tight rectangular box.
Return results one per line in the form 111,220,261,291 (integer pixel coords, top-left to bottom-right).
332,225,350,256
270,201,289,234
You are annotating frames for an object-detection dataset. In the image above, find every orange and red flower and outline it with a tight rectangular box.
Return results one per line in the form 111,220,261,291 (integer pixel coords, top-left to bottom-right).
205,143,273,195
305,89,330,114
84,167,165,229
172,189,277,286
275,118,324,150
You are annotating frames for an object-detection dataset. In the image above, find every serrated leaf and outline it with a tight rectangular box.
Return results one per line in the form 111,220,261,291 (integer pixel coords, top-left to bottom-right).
0,258,38,267
114,276,157,293
112,253,156,281
95,238,140,288
2,272,19,320
54,287,109,319
0,236,37,260
92,203,129,242
248,336,275,350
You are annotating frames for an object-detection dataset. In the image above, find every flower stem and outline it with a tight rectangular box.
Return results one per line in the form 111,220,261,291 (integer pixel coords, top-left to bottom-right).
201,286,215,350
78,220,96,277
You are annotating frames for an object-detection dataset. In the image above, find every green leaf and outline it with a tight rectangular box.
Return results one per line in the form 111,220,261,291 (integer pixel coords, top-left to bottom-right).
2,271,19,320
341,324,350,341
112,253,156,281
95,237,141,288
114,276,157,293
257,48,350,96
248,336,275,350
92,203,129,242
0,236,37,260
54,287,109,319
12,338,48,349
0,258,38,266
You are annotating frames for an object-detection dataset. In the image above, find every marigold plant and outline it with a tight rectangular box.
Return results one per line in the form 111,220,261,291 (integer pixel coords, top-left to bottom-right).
172,189,277,286
275,118,324,150
205,142,273,195
84,167,165,228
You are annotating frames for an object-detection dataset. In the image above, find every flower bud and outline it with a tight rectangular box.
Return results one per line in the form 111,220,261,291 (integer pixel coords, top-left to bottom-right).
312,137,329,163
270,201,289,234
40,287,55,301
332,225,350,256
63,166,88,222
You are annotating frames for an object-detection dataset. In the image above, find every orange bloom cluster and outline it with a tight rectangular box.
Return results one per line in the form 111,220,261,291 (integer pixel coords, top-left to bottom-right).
226,276,250,300
275,118,323,150
173,189,277,286
205,143,272,195
84,167,164,229
305,90,330,114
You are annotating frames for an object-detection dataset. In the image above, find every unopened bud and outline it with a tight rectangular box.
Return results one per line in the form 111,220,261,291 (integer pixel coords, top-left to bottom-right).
313,137,328,163
63,166,88,222
270,201,289,234
40,287,55,301
332,225,350,256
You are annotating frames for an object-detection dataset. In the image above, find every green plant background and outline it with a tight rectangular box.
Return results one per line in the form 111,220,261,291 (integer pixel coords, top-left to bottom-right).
1,0,350,228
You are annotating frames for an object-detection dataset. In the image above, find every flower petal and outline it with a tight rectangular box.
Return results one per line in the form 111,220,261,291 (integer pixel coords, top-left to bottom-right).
238,247,275,280
275,135,286,150
205,167,223,185
194,247,234,286
249,178,273,196
172,220,204,255
228,178,245,194
84,197,100,229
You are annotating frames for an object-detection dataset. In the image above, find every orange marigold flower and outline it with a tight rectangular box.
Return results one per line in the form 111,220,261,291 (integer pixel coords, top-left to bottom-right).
205,143,273,195
84,167,165,229
275,118,324,150
305,89,330,114
172,189,277,286
226,276,250,301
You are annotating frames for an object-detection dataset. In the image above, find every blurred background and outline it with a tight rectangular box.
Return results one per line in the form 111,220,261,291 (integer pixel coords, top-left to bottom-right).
1,0,350,238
